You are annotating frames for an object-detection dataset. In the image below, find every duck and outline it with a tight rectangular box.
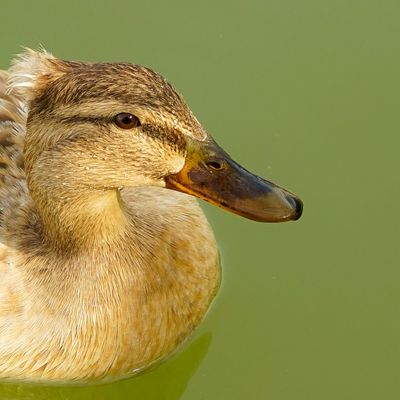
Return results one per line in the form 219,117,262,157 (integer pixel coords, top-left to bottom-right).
0,49,302,383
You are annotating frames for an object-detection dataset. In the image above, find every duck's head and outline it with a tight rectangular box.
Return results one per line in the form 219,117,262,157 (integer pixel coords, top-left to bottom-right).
10,49,302,223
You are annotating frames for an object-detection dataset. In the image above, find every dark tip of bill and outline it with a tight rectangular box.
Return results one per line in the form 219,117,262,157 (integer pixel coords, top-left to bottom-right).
287,195,303,220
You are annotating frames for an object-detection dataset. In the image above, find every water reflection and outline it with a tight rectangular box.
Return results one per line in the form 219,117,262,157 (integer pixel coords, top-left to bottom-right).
0,333,212,400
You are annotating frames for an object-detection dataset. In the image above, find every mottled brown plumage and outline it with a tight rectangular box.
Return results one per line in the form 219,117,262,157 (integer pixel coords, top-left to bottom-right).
0,50,219,382
0,49,302,383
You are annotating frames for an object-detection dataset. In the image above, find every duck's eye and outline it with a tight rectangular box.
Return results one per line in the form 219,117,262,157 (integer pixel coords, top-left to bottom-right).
114,113,141,129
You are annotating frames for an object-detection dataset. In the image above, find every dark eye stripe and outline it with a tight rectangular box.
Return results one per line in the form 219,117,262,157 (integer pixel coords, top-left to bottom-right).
57,114,140,127
141,123,186,153
58,116,109,125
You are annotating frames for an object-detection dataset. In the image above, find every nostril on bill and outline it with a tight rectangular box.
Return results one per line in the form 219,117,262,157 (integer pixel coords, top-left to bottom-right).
206,160,224,171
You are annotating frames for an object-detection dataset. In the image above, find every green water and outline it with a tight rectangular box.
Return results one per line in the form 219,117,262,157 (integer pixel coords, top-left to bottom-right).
1,0,399,398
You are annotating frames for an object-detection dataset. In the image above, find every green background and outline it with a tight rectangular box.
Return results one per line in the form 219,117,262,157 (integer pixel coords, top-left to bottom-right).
1,0,399,399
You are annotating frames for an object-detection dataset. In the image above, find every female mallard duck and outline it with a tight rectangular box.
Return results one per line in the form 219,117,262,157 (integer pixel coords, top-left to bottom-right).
0,49,302,383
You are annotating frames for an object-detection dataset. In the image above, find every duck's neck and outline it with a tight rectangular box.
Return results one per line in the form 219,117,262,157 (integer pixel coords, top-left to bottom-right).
28,176,129,252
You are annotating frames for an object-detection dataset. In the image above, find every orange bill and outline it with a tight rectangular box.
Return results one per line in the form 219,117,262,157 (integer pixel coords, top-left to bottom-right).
165,138,303,223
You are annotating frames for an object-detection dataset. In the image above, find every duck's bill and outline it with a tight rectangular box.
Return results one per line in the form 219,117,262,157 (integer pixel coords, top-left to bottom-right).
165,138,303,223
